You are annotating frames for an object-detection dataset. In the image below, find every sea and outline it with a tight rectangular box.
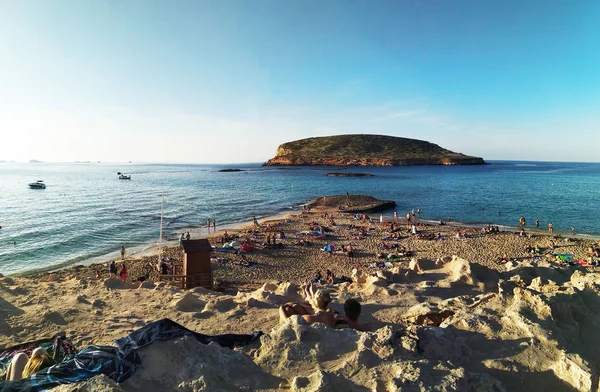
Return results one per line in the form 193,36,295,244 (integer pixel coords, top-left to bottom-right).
1,161,599,275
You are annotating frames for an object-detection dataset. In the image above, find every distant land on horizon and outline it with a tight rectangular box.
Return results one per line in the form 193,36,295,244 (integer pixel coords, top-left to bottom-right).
264,134,485,166
7,157,600,166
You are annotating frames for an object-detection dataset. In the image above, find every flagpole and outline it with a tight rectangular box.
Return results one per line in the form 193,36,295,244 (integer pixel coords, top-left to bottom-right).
158,193,164,263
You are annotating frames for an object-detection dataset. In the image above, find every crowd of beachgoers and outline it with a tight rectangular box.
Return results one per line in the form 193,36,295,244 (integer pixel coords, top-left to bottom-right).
38,195,600,291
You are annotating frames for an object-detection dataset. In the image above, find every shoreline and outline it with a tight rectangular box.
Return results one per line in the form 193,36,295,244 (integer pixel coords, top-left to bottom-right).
12,209,299,278
9,199,600,278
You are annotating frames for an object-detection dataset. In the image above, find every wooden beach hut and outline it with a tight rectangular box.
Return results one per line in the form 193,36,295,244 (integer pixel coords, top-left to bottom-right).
180,239,213,289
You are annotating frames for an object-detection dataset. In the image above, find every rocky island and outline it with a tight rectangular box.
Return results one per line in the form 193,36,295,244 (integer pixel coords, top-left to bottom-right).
324,172,375,177
264,134,485,166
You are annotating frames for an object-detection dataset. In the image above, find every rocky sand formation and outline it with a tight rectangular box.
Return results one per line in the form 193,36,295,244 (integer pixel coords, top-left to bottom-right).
3,254,600,391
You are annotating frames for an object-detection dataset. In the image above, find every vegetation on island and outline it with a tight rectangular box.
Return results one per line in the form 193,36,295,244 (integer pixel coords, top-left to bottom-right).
264,134,485,166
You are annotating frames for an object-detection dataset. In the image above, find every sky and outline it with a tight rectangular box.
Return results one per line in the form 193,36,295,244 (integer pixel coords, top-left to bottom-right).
0,0,599,163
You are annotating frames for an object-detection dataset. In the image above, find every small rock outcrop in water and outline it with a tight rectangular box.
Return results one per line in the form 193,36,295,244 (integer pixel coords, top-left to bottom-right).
324,172,375,177
218,168,246,172
306,195,395,212
264,134,485,166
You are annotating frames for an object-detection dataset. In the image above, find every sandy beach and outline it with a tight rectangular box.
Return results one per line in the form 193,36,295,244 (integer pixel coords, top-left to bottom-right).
30,196,600,289
2,196,600,391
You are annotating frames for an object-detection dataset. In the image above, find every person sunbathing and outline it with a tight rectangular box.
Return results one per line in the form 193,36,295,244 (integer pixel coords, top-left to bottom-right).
279,283,335,327
341,299,372,332
587,247,599,258
6,348,55,381
312,270,323,284
325,269,335,284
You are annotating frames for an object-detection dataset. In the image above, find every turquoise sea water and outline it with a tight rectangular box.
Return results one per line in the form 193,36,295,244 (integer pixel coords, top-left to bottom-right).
1,161,599,275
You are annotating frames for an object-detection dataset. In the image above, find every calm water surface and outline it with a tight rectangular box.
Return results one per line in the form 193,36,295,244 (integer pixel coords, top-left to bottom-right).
1,161,599,274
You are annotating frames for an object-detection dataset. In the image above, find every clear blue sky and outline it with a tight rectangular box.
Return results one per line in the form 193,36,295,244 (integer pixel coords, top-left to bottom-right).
1,0,599,163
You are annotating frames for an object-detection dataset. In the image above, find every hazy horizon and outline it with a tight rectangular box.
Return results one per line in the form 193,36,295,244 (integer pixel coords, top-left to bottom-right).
1,1,599,164
4,157,600,165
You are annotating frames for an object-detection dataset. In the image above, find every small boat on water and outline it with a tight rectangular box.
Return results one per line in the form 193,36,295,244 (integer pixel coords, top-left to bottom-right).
28,180,46,189
117,172,131,180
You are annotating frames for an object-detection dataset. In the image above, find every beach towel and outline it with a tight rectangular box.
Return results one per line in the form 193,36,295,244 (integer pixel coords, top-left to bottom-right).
555,253,574,262
0,335,78,381
323,245,334,252
387,256,404,262
0,345,137,392
115,319,263,356
0,319,263,392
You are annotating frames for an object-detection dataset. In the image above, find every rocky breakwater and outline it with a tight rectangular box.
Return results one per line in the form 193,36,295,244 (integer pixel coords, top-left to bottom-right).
264,134,485,166
305,194,395,213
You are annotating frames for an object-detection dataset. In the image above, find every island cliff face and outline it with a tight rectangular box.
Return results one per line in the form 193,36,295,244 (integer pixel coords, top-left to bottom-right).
264,134,485,166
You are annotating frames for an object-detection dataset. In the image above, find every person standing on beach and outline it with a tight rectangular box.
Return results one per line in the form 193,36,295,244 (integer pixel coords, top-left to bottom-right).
119,264,127,282
548,222,553,233
536,219,539,228
571,227,575,237
379,214,383,224
120,246,126,260
212,219,216,231
346,243,354,260
109,260,117,278
252,216,260,228
393,211,398,223
323,196,327,206
207,219,211,233
186,231,191,240
346,191,350,204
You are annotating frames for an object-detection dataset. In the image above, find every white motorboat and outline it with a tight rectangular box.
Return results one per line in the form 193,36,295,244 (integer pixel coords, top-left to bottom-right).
28,180,46,189
117,172,131,180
